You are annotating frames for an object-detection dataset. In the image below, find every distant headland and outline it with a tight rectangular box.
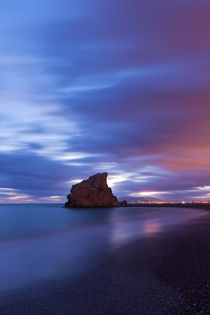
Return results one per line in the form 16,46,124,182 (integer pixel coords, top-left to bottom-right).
65,173,127,208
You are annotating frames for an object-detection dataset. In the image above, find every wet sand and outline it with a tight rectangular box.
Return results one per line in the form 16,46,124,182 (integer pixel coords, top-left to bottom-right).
0,211,210,314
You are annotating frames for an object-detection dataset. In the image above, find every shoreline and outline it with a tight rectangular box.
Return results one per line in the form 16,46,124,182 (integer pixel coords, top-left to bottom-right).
1,213,210,314
128,202,210,211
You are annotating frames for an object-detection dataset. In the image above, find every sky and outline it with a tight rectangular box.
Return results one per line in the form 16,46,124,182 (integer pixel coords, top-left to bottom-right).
1,0,210,203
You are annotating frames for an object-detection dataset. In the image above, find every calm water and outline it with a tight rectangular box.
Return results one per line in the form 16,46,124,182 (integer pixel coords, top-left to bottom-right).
0,204,207,293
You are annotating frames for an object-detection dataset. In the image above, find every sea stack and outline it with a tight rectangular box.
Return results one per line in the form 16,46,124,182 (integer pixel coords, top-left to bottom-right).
65,172,127,208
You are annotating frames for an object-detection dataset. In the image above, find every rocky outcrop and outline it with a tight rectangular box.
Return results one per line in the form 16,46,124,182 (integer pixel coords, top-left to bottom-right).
65,173,127,208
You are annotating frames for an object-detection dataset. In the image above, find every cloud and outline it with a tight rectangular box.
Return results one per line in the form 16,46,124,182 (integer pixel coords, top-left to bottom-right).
1,0,210,202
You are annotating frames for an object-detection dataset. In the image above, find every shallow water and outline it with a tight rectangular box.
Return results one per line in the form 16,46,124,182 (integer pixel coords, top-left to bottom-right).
0,204,207,292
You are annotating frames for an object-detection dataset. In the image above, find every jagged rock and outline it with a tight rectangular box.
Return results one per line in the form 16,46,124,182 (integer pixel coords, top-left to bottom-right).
65,173,127,208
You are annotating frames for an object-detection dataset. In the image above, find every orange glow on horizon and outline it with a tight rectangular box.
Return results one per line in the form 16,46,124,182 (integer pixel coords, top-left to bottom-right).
129,201,210,204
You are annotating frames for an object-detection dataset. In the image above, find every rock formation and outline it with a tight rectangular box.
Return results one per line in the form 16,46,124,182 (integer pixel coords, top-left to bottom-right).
65,173,127,208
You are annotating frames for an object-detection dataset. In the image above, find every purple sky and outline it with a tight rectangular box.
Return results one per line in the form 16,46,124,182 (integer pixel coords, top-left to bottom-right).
1,0,210,202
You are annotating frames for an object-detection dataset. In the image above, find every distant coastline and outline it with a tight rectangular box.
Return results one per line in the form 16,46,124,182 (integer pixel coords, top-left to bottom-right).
128,202,210,210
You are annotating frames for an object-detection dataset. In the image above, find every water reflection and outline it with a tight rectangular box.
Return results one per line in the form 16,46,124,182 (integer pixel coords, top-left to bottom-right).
110,219,161,247
143,219,160,236
0,205,208,292
109,207,207,247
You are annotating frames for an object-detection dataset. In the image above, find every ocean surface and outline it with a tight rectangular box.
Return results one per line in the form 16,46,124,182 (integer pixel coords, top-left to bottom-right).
0,204,207,294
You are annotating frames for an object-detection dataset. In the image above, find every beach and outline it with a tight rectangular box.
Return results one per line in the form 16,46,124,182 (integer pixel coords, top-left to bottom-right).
0,205,210,314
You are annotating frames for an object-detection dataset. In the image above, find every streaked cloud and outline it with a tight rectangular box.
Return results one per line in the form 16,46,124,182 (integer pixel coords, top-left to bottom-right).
1,0,210,202
130,191,166,197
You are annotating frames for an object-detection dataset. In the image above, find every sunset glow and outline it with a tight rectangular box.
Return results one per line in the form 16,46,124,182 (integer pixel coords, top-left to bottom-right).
9,196,28,200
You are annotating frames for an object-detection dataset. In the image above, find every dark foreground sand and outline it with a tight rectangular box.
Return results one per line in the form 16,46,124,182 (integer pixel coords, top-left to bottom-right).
1,212,210,314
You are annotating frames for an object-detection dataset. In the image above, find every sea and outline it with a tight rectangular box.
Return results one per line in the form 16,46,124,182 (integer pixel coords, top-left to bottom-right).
0,204,207,294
